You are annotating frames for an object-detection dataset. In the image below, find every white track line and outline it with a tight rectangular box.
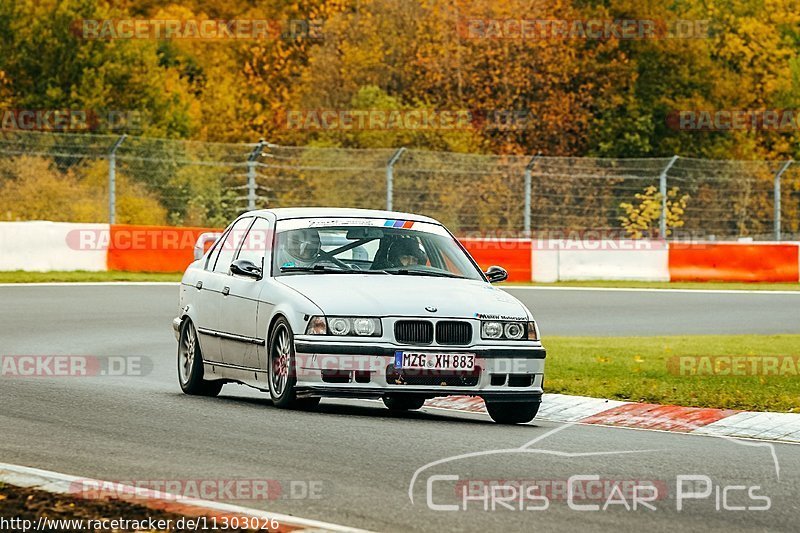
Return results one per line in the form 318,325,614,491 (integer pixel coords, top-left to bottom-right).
0,462,370,533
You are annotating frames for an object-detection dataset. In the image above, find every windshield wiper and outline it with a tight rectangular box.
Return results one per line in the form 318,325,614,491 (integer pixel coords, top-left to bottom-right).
383,268,465,279
280,265,389,274
280,265,349,273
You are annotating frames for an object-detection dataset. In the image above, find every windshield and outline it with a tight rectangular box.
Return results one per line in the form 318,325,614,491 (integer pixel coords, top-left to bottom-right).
273,218,483,280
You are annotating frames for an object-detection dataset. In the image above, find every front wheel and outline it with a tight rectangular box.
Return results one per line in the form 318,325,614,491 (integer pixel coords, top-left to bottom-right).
485,401,539,424
178,319,223,397
268,318,301,408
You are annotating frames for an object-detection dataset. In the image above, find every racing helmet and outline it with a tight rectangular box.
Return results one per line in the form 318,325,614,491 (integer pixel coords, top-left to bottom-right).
387,238,426,267
285,228,321,262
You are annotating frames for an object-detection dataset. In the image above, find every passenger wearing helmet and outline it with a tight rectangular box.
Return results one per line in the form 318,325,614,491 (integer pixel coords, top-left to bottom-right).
387,238,426,268
278,228,321,268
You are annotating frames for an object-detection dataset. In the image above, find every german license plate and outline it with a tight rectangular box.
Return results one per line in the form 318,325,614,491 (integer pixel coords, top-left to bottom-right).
395,351,475,371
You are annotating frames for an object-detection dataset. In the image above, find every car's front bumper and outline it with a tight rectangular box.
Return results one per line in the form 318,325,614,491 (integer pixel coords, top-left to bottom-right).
292,338,545,401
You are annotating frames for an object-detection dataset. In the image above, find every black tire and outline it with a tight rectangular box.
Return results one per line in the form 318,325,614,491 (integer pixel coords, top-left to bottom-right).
485,401,540,424
268,317,300,408
383,395,426,411
178,319,223,397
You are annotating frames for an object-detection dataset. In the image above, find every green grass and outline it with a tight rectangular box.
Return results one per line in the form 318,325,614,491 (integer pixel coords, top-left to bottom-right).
0,270,182,283
508,280,800,291
546,335,800,412
1,271,797,290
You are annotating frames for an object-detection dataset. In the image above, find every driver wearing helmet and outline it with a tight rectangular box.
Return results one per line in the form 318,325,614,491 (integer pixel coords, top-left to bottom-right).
387,238,426,268
278,228,321,268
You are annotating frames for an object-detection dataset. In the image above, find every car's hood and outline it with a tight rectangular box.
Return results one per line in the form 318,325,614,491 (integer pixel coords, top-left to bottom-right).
276,274,530,319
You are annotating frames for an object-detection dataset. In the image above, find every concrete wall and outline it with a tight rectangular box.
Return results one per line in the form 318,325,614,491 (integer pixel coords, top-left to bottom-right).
0,221,108,272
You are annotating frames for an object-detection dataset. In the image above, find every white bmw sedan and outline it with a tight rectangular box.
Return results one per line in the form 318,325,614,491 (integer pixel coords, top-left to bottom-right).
173,208,546,424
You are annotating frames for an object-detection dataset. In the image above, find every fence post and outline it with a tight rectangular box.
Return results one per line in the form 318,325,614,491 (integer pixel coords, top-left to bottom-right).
774,160,793,241
247,140,266,211
386,147,406,211
658,155,679,238
523,152,542,237
108,135,127,224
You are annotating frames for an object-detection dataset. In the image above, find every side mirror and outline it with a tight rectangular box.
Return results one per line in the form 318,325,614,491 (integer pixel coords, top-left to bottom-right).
485,265,508,283
230,259,263,280
194,232,222,261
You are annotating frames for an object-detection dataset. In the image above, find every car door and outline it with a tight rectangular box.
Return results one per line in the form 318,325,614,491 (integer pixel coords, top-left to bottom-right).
199,217,252,366
218,216,275,371
191,227,229,365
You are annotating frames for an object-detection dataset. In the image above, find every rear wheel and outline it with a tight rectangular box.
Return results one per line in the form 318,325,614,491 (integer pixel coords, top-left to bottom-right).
485,401,539,424
383,395,426,411
178,319,223,397
268,318,301,409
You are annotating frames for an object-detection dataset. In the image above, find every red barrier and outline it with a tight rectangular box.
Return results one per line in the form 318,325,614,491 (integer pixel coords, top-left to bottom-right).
107,225,217,273
669,243,800,282
104,226,534,278
459,238,532,282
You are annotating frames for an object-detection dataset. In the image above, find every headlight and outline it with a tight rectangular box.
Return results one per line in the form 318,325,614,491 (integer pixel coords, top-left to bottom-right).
353,317,377,336
481,320,535,340
504,322,525,339
329,317,351,335
305,316,381,337
481,321,503,339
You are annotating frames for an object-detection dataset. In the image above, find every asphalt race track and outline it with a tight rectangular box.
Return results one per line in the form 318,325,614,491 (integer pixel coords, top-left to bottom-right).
503,286,800,336
2,284,799,532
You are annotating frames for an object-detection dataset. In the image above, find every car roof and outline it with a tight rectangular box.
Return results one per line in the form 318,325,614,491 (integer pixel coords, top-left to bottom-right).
246,207,441,225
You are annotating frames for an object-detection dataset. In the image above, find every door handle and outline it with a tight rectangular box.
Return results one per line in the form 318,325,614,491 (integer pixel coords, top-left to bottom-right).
195,281,203,290
222,286,230,296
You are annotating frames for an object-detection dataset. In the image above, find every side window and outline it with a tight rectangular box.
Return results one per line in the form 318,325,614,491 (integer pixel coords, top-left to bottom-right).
236,217,272,270
205,229,230,271
213,217,252,274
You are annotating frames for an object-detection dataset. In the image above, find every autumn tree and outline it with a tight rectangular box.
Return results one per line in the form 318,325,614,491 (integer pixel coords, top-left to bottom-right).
0,0,197,137
619,185,689,238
